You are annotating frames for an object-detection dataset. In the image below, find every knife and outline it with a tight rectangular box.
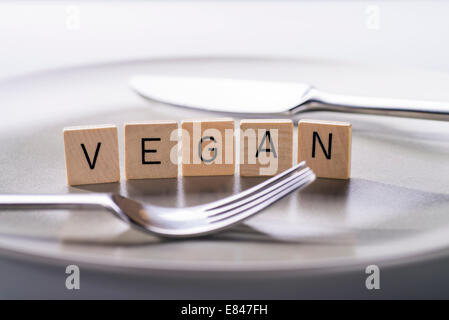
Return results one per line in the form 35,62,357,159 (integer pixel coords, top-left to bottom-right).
129,75,449,121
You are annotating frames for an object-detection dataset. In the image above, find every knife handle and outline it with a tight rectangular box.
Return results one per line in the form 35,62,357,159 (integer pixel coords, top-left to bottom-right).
292,90,449,121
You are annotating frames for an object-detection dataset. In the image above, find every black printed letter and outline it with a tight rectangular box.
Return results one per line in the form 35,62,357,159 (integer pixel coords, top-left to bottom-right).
312,132,332,160
256,130,277,158
198,136,217,163
81,142,101,170
142,138,161,165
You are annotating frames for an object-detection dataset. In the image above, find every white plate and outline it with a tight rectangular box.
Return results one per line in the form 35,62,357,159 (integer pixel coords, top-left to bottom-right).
1,57,449,277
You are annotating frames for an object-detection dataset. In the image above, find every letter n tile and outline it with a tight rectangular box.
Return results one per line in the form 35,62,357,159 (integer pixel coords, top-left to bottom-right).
298,119,352,179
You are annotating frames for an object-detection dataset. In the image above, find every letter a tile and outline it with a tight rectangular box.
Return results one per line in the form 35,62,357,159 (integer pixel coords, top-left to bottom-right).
125,121,179,179
240,119,293,176
63,125,120,186
298,119,352,179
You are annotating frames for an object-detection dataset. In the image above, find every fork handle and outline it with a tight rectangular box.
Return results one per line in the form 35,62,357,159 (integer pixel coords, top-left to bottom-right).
301,90,449,121
0,194,111,210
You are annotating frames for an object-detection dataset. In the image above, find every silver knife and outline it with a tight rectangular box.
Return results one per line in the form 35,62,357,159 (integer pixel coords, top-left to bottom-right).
129,75,449,121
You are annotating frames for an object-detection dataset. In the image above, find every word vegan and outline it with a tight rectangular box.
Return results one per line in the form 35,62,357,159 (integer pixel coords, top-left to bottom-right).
63,118,351,186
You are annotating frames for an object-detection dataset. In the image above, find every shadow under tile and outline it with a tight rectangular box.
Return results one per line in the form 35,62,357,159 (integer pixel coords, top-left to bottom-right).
124,178,179,206
238,176,269,191
70,182,122,194
179,175,237,206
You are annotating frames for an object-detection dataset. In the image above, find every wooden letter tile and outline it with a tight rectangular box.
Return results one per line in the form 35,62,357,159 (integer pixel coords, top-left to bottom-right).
125,121,178,179
64,125,120,186
181,119,235,176
240,119,293,176
297,119,352,179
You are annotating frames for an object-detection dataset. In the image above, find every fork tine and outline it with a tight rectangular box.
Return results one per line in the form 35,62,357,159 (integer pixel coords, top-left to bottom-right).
203,161,308,210
205,166,313,217
208,171,315,228
207,169,315,224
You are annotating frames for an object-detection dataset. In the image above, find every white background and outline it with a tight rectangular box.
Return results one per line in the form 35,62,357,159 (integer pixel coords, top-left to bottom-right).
1,1,449,79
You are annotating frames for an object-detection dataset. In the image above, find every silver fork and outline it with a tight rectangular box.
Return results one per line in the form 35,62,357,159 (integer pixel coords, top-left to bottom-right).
0,162,315,238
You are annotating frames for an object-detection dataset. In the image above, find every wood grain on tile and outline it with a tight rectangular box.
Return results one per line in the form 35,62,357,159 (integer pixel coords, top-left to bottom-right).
298,119,352,179
125,121,178,179
181,119,235,176
240,119,293,176
63,125,120,186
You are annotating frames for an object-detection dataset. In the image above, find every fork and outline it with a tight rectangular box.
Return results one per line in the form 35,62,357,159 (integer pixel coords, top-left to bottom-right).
0,162,315,238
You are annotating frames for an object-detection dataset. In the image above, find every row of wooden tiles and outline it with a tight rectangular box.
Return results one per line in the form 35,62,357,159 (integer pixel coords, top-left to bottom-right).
64,119,352,186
